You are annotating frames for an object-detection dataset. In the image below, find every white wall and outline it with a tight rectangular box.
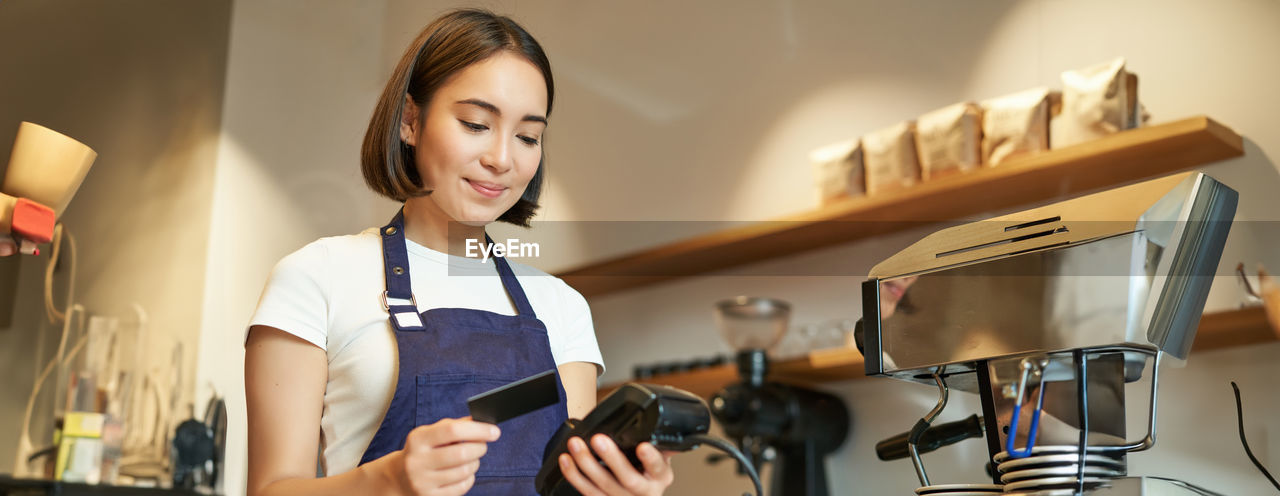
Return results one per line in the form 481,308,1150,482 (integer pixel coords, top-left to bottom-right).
0,0,231,477
205,1,1280,495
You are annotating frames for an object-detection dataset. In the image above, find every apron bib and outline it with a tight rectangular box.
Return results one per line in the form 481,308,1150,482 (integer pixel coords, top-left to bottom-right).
358,210,568,495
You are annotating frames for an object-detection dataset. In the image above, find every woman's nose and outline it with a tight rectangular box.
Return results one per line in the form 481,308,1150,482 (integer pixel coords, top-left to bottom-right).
480,135,512,173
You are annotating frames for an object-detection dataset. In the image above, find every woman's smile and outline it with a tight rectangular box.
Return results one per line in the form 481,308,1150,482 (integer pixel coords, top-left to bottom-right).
465,178,507,199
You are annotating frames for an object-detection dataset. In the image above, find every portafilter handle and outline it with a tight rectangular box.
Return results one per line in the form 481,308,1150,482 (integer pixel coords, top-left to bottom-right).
875,414,984,461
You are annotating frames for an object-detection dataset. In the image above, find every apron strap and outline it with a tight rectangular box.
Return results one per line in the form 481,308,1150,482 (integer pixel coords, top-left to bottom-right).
380,209,425,331
486,234,537,318
379,210,537,328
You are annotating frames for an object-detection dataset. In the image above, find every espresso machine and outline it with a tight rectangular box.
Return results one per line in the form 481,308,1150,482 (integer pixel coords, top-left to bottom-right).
860,172,1237,495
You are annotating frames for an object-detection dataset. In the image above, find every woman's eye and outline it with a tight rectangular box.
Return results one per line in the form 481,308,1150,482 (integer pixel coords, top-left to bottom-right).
518,135,540,146
459,120,488,132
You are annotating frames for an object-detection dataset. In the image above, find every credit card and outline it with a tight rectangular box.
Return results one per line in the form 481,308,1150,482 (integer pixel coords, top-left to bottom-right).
467,369,559,425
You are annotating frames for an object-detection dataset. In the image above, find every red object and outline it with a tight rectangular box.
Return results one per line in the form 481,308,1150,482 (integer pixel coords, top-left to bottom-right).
11,198,56,244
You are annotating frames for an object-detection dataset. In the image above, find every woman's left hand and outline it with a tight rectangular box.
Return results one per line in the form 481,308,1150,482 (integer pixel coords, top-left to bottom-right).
559,434,674,496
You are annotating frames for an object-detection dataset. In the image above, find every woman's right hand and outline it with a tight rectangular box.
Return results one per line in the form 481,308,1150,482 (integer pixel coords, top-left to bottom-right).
379,417,502,496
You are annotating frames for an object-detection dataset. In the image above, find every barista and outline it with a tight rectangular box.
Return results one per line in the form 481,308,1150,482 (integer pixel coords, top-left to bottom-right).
244,9,675,496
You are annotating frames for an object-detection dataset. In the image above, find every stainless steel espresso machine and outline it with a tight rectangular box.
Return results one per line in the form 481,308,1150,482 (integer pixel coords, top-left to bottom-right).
860,172,1238,495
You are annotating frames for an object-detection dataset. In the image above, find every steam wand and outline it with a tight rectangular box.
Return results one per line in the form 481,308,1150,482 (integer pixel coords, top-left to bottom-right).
908,368,949,487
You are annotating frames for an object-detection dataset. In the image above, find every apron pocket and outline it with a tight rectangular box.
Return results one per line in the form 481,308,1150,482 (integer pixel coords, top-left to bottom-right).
415,374,559,478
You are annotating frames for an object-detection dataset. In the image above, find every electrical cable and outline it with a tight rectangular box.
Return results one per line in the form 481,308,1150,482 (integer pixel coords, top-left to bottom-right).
1145,476,1227,496
1231,381,1280,491
682,434,762,496
43,224,76,324
46,227,76,375
13,304,84,476
14,224,80,476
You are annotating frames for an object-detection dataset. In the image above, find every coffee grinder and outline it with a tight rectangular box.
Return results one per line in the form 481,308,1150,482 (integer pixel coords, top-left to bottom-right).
709,297,851,496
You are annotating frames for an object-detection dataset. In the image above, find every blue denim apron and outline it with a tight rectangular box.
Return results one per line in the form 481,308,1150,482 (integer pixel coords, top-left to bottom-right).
357,210,569,495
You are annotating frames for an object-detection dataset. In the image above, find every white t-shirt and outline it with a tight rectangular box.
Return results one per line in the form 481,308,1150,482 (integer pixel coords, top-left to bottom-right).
247,228,604,475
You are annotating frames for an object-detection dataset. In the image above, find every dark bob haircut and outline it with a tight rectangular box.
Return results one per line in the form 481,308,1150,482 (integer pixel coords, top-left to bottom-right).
361,9,553,227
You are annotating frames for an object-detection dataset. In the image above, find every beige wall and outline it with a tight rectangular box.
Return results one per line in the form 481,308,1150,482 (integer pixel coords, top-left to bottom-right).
194,1,395,493
0,0,231,478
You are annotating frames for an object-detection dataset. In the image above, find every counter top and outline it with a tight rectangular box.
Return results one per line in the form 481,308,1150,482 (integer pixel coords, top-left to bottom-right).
0,476,216,496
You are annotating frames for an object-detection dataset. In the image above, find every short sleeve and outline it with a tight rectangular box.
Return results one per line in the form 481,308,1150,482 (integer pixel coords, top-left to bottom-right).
548,279,605,376
246,242,330,350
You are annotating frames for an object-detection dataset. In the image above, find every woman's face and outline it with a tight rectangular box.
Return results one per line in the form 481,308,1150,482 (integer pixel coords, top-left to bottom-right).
402,51,548,226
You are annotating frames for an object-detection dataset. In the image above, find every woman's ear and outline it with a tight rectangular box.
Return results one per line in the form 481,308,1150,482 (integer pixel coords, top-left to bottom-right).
400,94,420,147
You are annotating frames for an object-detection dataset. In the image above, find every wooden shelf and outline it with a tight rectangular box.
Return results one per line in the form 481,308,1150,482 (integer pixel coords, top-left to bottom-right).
558,116,1244,297
599,306,1280,398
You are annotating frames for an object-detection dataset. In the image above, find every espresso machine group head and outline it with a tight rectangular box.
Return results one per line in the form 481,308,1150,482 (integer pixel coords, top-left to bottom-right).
860,172,1238,495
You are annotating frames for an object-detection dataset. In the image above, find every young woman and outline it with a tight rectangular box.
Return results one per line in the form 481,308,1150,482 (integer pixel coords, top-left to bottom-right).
244,10,675,496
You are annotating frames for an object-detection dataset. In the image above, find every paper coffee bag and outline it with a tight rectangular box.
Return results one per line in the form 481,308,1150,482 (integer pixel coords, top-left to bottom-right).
981,88,1055,166
1051,57,1149,148
863,121,920,195
916,102,982,181
809,138,865,206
